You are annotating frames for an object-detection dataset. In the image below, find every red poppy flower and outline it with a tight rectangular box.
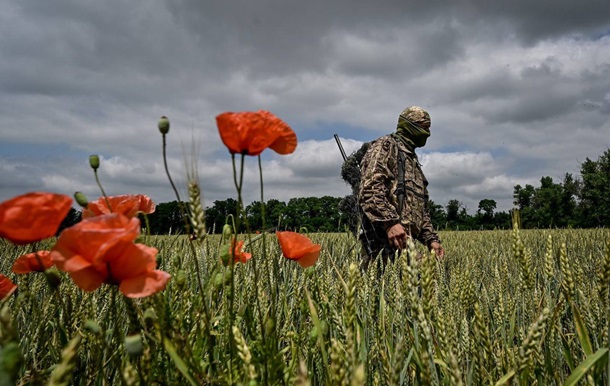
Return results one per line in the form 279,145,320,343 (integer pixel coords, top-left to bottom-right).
0,192,73,245
216,110,297,156
82,194,156,219
51,214,170,298
276,231,321,268
12,251,53,274
220,237,252,266
0,274,17,300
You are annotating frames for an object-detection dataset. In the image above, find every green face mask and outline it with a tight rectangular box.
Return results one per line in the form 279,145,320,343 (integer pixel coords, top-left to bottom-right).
396,117,430,148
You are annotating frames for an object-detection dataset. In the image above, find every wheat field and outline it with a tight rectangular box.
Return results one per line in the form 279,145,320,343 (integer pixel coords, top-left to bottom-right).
1,226,609,385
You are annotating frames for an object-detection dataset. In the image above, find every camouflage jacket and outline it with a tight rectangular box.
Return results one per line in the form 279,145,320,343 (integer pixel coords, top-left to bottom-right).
358,134,440,247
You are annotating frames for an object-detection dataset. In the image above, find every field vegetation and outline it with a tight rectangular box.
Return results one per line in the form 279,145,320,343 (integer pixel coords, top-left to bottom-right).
1,226,610,385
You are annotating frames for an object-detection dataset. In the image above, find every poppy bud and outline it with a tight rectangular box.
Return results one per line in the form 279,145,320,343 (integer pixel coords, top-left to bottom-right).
222,223,233,239
84,320,102,336
143,308,157,329
158,116,170,134
213,270,232,289
89,155,100,170
219,244,231,266
73,192,89,208
44,268,62,290
124,334,143,356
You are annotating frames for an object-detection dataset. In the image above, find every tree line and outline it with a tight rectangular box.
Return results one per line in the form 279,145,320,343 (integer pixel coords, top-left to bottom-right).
58,148,610,234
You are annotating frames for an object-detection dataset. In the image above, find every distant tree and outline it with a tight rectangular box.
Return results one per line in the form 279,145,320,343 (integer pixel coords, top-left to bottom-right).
147,201,186,234
245,201,264,231
428,200,447,230
578,148,610,227
265,199,287,230
513,184,536,228
477,199,497,229
281,196,345,232
560,173,579,227
446,199,463,229
493,211,511,229
530,176,564,228
205,198,239,233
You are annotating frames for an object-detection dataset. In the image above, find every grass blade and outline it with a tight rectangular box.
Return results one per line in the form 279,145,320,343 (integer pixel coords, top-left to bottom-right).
563,348,608,386
570,300,593,356
163,336,200,386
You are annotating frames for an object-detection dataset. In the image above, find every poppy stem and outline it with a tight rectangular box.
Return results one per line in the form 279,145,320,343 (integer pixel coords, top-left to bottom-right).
228,153,247,372
161,130,214,374
257,155,271,384
162,133,182,204
93,169,113,213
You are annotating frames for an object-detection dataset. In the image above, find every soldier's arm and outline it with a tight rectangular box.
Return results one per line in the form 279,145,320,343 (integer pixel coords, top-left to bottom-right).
358,138,400,230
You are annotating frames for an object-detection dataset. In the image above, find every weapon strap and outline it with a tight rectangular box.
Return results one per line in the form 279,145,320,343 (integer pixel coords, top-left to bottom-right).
395,145,407,215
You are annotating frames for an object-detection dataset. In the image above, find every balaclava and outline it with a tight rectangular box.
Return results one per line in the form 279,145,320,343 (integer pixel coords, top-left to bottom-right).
395,106,431,149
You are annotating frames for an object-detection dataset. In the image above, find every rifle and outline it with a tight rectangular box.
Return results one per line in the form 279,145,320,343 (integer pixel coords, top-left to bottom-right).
334,134,348,163
395,149,407,215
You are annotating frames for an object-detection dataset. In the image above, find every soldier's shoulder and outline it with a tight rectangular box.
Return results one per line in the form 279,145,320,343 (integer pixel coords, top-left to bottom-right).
369,134,397,152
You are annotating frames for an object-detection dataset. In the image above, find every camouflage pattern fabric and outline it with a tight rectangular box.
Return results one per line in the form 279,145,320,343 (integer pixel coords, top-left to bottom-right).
396,106,431,148
357,133,440,269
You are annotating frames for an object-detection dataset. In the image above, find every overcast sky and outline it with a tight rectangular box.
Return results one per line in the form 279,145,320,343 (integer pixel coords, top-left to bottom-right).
1,0,609,216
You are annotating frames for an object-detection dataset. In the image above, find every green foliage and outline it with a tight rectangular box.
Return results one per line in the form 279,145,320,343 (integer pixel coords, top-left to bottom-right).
2,228,610,384
579,149,610,227
146,200,188,234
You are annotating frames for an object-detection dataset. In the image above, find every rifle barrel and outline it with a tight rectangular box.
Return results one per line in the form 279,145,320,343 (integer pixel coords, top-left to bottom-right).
334,134,348,162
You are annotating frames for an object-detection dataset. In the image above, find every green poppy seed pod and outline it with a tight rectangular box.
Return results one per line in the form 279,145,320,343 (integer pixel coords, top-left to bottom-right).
84,320,102,336
89,155,100,170
158,116,170,134
124,334,144,356
143,308,157,329
44,268,62,290
213,272,225,288
222,223,233,238
74,191,89,208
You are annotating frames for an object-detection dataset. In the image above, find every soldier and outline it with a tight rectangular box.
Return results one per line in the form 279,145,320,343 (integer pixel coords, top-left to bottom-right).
358,106,445,271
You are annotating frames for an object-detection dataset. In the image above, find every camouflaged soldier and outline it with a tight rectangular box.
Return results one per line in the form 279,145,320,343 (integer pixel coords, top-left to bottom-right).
358,106,445,271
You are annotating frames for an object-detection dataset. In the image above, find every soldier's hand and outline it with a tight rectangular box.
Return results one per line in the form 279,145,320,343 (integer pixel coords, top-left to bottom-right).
429,241,445,259
386,223,407,249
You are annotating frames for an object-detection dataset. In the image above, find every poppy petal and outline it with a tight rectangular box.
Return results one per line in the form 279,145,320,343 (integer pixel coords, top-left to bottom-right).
0,192,73,245
276,231,318,258
119,270,171,298
216,111,258,155
83,194,156,219
68,266,105,292
0,274,17,300
110,243,158,281
216,110,297,156
295,248,321,268
52,214,140,267
259,111,297,155
52,251,95,273
12,251,53,274
276,231,321,267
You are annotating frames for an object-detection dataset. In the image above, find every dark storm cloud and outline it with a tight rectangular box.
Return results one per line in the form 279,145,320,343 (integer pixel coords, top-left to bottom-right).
0,0,609,213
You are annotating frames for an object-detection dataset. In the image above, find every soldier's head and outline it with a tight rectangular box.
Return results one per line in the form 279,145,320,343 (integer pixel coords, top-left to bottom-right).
396,106,431,148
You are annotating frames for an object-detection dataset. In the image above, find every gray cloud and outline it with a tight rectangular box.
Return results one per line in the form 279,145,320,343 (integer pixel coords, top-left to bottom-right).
1,0,609,218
